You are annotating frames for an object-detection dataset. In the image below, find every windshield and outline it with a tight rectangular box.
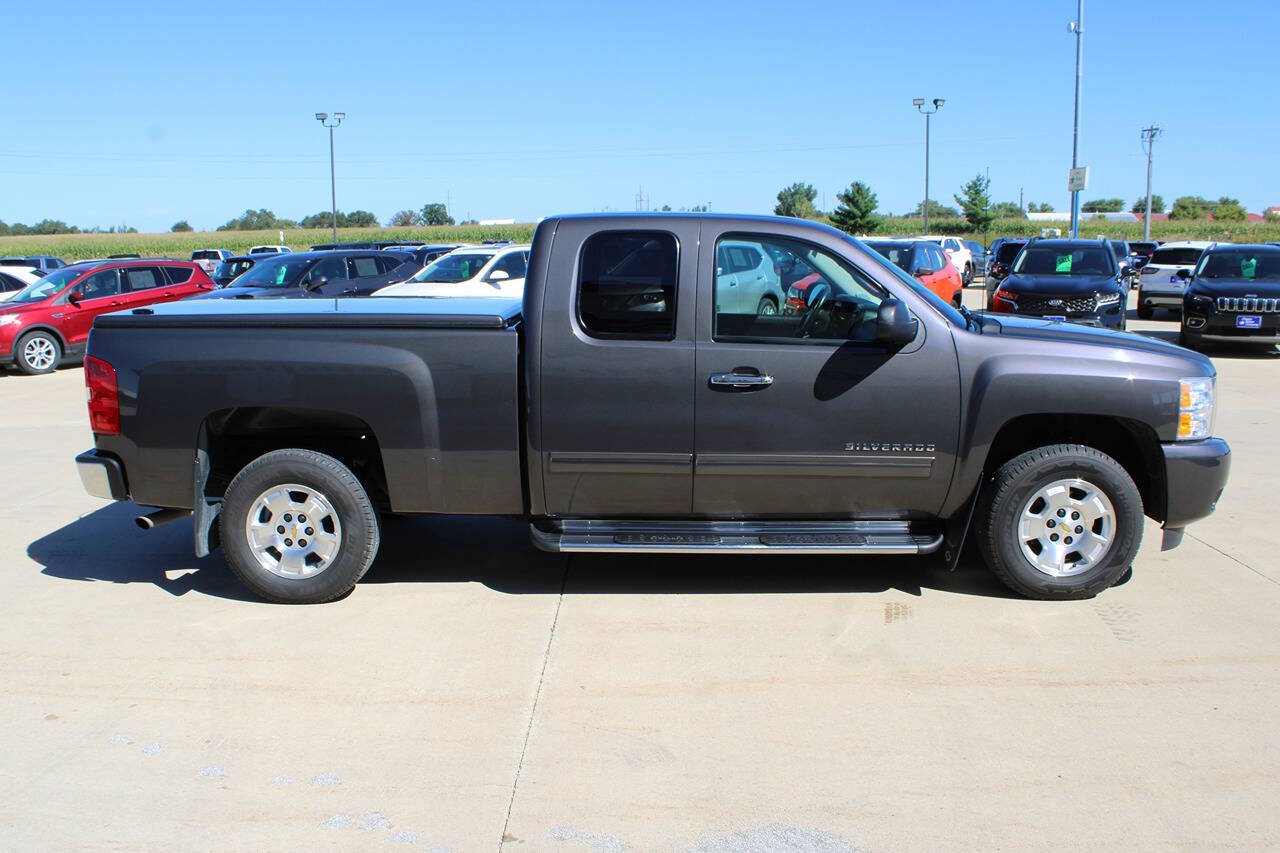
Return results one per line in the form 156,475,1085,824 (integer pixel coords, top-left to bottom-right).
853,238,967,327
1013,246,1114,276
1150,247,1205,266
409,252,494,283
214,259,254,281
5,266,81,304
229,256,315,288
996,242,1025,263
1196,251,1280,281
191,250,222,261
865,243,912,271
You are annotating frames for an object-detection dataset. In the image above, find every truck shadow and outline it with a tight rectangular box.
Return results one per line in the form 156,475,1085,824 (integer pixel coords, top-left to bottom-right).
31,504,1019,601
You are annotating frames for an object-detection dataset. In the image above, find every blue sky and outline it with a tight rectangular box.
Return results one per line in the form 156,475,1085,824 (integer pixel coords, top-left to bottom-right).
4,0,1278,232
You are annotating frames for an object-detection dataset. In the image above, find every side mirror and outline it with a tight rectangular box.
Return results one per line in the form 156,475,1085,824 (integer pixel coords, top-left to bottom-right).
1176,268,1190,280
913,266,934,277
67,290,82,305
488,269,510,282
876,298,918,345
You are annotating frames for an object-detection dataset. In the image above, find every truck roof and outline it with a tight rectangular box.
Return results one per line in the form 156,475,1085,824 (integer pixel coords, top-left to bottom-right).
95,295,523,330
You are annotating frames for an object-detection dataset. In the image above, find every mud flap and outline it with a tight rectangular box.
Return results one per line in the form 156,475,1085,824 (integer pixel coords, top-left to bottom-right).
942,472,984,571
193,448,221,558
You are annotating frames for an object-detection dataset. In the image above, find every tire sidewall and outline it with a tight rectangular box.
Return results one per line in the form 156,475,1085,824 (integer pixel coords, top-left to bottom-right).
220,451,377,603
989,450,1143,599
16,330,59,375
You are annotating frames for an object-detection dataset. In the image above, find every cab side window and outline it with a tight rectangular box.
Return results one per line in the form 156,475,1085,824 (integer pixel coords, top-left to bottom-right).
713,233,885,343
578,231,678,339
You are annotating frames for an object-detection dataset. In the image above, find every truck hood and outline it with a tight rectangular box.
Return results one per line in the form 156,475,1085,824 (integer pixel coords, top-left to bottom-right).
1188,278,1280,298
984,313,1209,364
1000,273,1122,295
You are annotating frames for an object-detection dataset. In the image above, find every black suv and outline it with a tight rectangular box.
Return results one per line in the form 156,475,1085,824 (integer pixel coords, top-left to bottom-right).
990,238,1128,329
984,237,1030,303
192,250,412,300
1180,244,1280,350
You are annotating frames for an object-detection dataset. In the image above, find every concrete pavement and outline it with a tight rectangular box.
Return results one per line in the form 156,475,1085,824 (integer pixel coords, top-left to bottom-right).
0,297,1276,851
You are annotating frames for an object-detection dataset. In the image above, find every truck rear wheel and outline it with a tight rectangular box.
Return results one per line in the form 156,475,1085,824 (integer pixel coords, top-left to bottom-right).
977,444,1142,600
220,449,380,604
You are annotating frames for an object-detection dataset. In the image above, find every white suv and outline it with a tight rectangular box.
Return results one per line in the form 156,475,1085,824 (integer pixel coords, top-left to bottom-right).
715,239,785,315
373,244,531,298
248,245,293,255
190,249,233,275
1137,241,1212,318
921,236,974,284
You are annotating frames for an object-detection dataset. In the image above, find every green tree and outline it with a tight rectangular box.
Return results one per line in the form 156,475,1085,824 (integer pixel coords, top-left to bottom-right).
1170,195,1213,220
31,219,77,235
1213,197,1247,221
1081,198,1124,213
1131,195,1164,214
1029,202,1055,212
953,173,995,232
388,209,422,227
217,208,280,231
991,201,1025,218
907,199,960,218
774,182,819,219
829,181,881,234
171,220,193,232
420,203,454,226
345,210,378,228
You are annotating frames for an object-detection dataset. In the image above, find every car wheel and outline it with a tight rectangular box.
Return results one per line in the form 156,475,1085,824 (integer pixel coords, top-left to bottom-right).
15,330,61,375
976,444,1143,600
963,263,973,286
756,296,778,316
219,448,381,604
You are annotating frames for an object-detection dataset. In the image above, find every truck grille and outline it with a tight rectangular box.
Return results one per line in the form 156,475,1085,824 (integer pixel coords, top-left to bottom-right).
1017,293,1097,314
1216,296,1280,313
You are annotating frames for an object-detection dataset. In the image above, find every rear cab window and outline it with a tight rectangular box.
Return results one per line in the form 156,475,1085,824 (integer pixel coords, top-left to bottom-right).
577,231,678,339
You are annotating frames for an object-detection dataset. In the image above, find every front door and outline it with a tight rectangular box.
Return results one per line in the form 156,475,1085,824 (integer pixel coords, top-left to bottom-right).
59,268,124,349
535,219,698,516
693,228,960,518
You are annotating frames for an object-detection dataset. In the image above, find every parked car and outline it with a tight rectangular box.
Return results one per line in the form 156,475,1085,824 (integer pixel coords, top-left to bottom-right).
1136,241,1212,319
864,240,963,306
194,250,412,300
1107,240,1134,276
0,260,214,374
373,244,531,299
989,238,1128,329
211,255,257,287
921,236,975,285
1128,241,1160,269
983,238,1030,303
0,267,44,301
248,245,293,255
75,213,1230,605
1180,244,1280,350
0,255,67,272
965,240,987,282
714,239,786,315
190,249,234,275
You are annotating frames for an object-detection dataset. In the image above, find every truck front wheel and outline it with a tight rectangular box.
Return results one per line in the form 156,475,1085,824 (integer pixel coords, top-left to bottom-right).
220,449,381,604
977,444,1143,600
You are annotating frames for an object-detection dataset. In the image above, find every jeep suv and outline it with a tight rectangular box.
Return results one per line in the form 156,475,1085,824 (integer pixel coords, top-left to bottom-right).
989,239,1127,329
1180,244,1280,350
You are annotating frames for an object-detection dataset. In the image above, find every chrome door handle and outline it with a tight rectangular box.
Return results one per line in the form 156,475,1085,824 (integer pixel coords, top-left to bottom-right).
709,372,773,389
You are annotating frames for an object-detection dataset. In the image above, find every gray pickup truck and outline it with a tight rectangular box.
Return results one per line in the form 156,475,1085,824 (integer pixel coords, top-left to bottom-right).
75,214,1230,603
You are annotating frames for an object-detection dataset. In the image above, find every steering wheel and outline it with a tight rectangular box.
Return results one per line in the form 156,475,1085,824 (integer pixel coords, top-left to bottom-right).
794,282,831,338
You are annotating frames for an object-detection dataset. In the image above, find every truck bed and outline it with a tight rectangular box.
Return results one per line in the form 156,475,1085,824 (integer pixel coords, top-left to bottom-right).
88,296,526,515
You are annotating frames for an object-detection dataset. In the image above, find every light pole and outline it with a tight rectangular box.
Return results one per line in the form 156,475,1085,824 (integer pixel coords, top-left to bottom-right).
1141,124,1162,241
1068,1,1084,238
913,98,945,234
314,112,346,242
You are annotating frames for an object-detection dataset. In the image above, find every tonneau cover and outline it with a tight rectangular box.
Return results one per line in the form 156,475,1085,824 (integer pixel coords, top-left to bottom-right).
94,296,523,329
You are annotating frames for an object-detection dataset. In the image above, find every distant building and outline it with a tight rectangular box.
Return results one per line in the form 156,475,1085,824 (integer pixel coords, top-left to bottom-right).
478,218,516,226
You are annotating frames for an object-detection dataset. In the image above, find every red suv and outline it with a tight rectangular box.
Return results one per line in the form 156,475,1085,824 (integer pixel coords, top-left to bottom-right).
0,260,214,374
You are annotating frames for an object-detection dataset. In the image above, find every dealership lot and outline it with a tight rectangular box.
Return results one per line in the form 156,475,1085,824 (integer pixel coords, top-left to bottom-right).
1,294,1278,850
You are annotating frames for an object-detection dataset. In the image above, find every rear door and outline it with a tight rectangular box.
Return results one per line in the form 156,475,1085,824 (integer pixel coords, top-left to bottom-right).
693,226,960,518
118,265,169,309
535,220,698,516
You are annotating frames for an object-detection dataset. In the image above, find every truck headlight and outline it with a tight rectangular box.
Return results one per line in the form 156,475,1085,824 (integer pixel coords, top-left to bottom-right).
1177,377,1215,440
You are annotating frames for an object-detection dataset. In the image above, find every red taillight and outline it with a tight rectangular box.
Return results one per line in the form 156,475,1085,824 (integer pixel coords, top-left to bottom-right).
85,356,120,435
992,289,1017,313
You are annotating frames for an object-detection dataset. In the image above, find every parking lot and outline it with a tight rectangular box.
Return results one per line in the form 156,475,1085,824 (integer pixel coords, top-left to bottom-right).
1,290,1277,851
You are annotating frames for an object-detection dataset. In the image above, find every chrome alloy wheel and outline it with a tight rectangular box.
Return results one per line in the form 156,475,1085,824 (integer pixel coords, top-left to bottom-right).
1017,478,1116,577
244,483,342,578
23,336,57,370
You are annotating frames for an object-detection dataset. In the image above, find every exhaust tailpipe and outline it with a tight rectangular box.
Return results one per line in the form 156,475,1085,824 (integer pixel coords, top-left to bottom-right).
135,508,191,530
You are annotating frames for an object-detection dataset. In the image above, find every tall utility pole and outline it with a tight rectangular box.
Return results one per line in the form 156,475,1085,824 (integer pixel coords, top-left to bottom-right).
1068,1,1084,238
314,112,346,242
1141,124,1163,241
912,98,945,233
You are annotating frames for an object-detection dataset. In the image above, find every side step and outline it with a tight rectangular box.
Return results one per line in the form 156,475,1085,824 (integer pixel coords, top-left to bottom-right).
530,520,943,555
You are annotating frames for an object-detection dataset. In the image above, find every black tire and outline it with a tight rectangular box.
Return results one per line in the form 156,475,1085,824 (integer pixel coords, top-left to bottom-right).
976,444,1143,600
756,295,779,316
14,330,61,375
219,449,380,604
1136,302,1153,320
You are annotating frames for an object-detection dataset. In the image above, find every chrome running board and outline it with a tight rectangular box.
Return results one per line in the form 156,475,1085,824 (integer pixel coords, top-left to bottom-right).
530,519,943,555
